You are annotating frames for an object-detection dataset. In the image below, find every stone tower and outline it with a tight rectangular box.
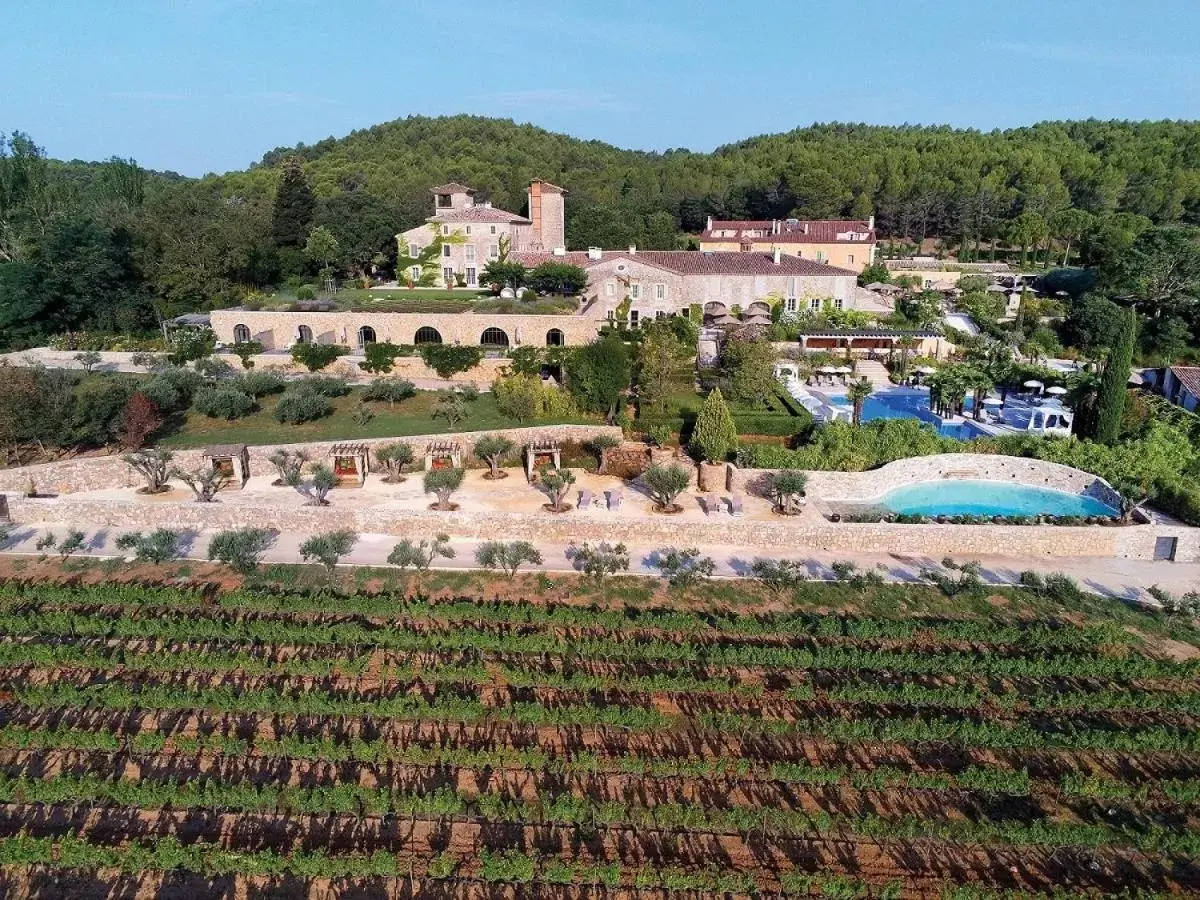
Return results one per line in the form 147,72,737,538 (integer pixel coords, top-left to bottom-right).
526,181,566,251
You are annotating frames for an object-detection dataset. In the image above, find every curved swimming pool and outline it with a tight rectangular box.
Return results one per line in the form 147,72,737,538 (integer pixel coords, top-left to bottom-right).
880,480,1118,518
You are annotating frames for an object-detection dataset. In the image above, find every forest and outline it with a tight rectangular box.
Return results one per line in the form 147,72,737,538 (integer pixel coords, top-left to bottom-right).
1,115,1200,348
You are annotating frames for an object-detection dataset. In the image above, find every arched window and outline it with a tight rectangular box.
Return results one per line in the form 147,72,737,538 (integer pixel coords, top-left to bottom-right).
296,325,313,344
545,328,565,347
358,325,377,348
233,324,251,344
414,326,443,345
480,327,510,348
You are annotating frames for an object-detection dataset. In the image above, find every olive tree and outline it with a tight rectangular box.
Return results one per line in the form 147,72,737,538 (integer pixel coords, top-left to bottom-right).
424,467,465,510
207,527,277,574
387,534,455,572
475,541,543,577
375,442,415,483
115,529,183,565
296,463,336,506
653,547,716,587
123,449,174,494
474,435,514,480
770,470,808,515
172,465,229,502
642,463,691,511
268,449,309,486
540,468,576,512
299,530,358,579
569,541,629,580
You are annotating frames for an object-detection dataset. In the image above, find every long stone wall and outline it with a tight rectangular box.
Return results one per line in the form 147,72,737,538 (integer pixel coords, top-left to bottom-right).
5,491,1186,562
0,425,621,496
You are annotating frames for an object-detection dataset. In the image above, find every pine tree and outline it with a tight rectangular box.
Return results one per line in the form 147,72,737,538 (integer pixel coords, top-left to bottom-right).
690,386,737,464
1094,306,1136,445
271,155,315,248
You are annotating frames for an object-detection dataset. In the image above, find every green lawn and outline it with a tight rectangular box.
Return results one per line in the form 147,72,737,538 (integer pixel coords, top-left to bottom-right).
158,390,597,449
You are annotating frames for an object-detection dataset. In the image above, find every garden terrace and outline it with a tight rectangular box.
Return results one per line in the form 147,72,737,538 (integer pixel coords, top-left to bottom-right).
0,576,1196,897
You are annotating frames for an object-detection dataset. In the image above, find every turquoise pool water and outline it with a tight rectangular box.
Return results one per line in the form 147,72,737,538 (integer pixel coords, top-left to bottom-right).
880,480,1117,518
826,390,987,440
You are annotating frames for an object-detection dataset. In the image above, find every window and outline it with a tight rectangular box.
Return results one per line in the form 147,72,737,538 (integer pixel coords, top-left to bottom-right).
629,310,640,327
655,310,666,319
442,244,451,258
441,225,449,236
296,325,313,344
605,282,615,296
815,250,825,262
490,225,497,235
847,254,855,265
489,244,499,259
480,327,510,347
357,325,377,347
443,267,454,285
809,298,821,312
786,298,797,313
409,265,421,281
654,283,666,301
414,326,442,345
546,328,565,347
465,226,471,235
465,245,475,263
834,298,844,310
629,283,641,300
436,193,451,208
466,267,477,286
409,245,420,258
233,324,251,344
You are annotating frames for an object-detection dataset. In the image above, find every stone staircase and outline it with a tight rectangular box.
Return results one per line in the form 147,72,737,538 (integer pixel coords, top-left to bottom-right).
854,359,893,389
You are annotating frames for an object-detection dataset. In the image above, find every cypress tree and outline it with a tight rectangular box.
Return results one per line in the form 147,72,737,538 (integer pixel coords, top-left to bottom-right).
690,386,738,464
1094,306,1136,445
271,155,315,248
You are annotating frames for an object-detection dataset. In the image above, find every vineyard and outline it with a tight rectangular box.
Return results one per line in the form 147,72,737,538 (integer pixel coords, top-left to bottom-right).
0,575,1197,898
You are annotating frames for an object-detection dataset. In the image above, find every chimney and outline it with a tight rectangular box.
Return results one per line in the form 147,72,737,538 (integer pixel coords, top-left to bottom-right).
587,247,602,260
529,181,543,246
552,247,567,257
773,247,781,265
868,215,875,231
706,215,713,231
628,244,637,255
772,219,780,235
803,222,810,234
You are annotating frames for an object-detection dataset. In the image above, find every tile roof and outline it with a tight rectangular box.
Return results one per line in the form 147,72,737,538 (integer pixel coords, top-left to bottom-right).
429,182,474,194
703,219,876,244
1170,366,1200,397
531,180,568,193
511,250,856,278
430,207,531,224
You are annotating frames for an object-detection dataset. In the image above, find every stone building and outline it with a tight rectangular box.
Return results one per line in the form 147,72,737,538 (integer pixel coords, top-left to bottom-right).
698,216,877,273
396,181,566,288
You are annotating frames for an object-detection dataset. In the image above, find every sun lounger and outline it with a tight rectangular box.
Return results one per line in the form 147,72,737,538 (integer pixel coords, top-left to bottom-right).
728,495,744,516
606,490,623,510
700,494,719,515
578,489,593,510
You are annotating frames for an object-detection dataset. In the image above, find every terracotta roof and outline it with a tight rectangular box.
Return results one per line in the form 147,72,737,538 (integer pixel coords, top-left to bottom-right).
511,250,856,278
430,182,474,194
1170,366,1200,397
530,180,567,193
430,207,531,224
709,219,773,230
702,219,875,244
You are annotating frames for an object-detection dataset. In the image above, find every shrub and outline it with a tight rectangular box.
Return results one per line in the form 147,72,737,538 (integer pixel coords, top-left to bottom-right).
118,393,163,450
424,467,465,509
475,541,543,577
432,391,468,430
192,385,256,420
292,375,350,397
231,340,262,369
388,534,455,572
235,371,285,399
525,261,589,295
419,344,482,378
194,356,236,381
295,285,316,300
359,342,406,374
166,328,216,365
750,558,809,595
922,558,983,597
207,527,276,573
274,391,332,424
375,442,415,481
642,463,691,510
74,350,102,373
291,343,347,372
361,378,416,407
771,470,808,514
142,366,203,410
493,374,577,422
115,529,182,564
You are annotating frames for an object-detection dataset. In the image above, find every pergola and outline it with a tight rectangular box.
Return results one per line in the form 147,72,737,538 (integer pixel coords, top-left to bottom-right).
329,442,370,486
796,329,942,355
524,440,561,481
202,444,250,488
424,441,462,471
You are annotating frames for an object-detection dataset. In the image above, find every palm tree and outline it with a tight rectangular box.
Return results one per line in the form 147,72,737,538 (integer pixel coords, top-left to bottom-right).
847,378,875,426
962,366,994,421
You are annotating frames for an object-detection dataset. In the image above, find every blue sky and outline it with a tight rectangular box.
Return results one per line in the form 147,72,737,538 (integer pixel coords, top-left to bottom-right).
2,0,1197,176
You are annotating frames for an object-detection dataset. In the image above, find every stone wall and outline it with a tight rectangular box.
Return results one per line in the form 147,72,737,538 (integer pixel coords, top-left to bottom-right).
6,491,1186,562
231,352,511,387
0,425,622,496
